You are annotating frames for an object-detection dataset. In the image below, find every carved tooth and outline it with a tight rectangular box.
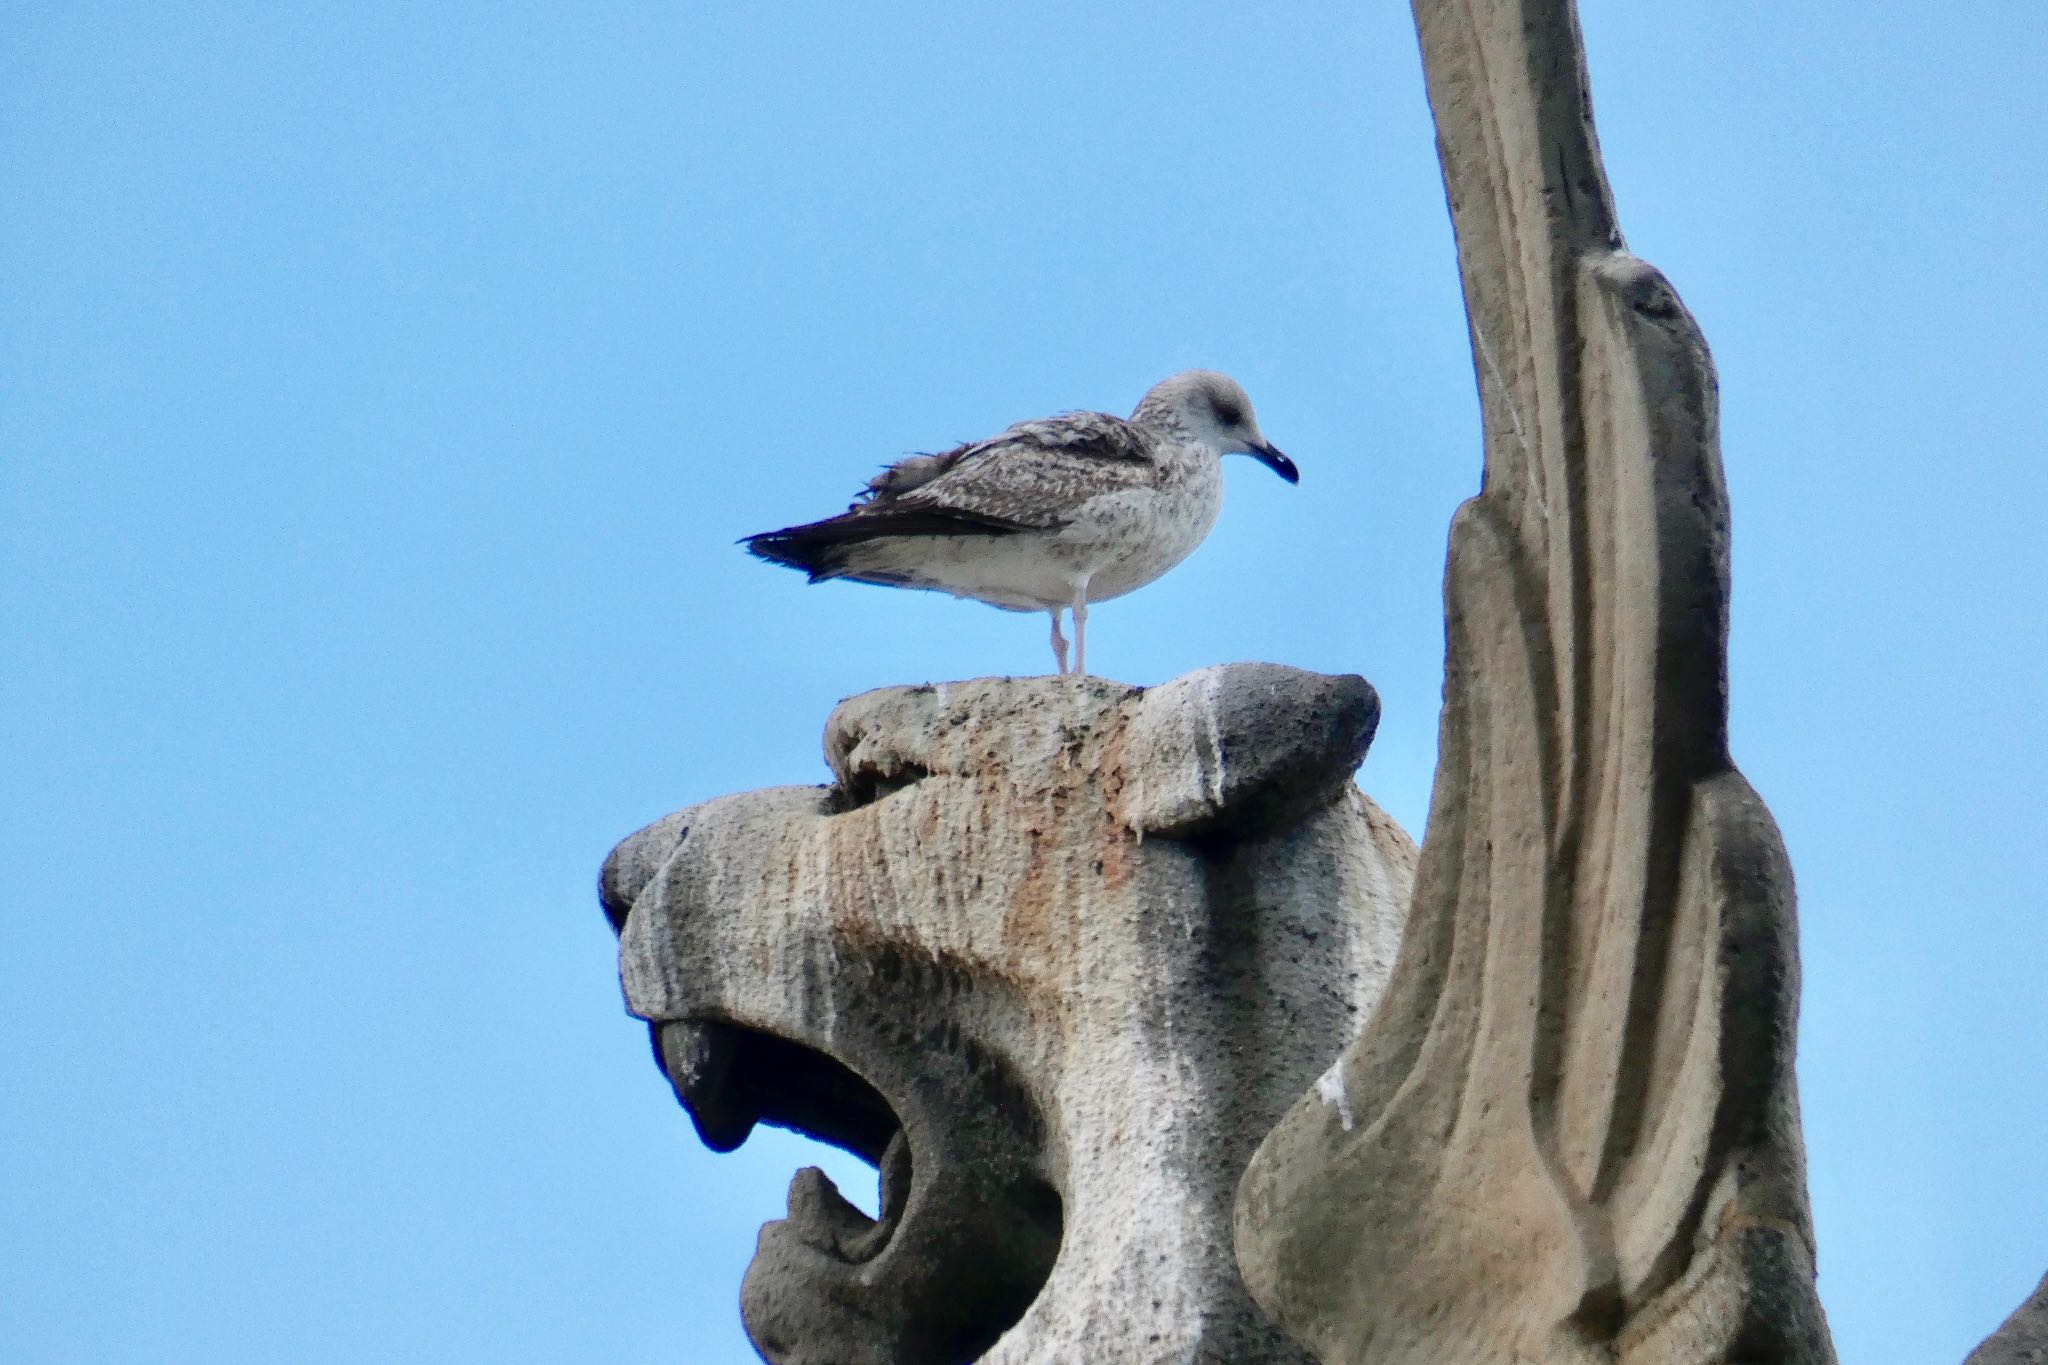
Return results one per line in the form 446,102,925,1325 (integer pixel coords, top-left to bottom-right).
784,1166,875,1257
656,1020,757,1153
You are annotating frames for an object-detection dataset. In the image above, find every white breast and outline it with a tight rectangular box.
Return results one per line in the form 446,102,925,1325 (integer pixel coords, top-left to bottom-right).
837,439,1225,613
1064,442,1223,603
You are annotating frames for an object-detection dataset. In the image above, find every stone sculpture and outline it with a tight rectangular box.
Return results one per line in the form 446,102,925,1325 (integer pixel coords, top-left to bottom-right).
600,0,2046,1358
600,666,1416,1363
1229,0,1841,1361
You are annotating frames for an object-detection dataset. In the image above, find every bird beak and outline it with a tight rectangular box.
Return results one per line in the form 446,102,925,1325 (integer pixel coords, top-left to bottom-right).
1247,441,1299,484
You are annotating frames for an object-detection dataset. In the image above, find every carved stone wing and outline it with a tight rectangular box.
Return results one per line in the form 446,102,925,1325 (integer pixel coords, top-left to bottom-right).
1233,2,1839,1361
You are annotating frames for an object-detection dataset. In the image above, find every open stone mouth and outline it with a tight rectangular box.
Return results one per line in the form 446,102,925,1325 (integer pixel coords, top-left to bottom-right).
652,1018,911,1259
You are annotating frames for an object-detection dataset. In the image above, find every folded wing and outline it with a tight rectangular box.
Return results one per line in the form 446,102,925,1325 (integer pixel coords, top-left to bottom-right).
744,411,1161,583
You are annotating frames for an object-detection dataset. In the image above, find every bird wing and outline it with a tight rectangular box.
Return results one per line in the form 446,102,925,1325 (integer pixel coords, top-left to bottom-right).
744,411,1161,581
865,410,1162,529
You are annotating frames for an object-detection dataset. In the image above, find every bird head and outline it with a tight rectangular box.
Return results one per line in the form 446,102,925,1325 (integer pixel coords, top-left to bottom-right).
1136,370,1298,483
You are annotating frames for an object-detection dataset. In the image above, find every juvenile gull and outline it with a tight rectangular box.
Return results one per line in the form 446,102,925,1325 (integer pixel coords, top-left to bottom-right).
743,371,1297,675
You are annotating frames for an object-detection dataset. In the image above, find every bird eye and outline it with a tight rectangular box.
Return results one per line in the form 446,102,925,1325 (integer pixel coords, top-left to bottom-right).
1210,393,1245,427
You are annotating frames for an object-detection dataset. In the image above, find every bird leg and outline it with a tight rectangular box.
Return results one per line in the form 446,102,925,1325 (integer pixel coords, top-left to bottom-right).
1049,609,1069,675
1071,586,1090,677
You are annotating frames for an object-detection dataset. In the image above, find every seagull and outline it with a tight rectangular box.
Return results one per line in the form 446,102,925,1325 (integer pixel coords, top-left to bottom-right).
742,371,1297,675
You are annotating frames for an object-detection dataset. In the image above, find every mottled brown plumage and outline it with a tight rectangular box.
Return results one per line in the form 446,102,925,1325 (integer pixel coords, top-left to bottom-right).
743,372,1296,674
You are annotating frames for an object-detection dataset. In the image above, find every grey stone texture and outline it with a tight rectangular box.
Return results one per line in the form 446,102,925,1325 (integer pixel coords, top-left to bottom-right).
1970,1272,2048,1364
1229,1,1839,1363
601,664,1416,1364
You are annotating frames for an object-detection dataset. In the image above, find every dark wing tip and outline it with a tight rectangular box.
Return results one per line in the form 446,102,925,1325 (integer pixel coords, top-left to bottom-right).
741,524,843,579
742,501,1038,588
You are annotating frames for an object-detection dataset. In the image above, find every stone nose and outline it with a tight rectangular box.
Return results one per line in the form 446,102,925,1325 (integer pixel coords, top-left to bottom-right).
1115,663,1381,840
598,808,692,934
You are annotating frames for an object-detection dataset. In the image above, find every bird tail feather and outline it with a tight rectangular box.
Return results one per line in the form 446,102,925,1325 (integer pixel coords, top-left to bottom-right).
741,506,1034,584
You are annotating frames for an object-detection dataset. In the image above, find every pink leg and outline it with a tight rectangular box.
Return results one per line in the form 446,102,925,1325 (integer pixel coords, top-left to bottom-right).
1049,610,1069,675
1071,586,1090,677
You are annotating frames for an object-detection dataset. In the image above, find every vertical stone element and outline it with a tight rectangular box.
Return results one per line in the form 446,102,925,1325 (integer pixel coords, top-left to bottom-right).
1233,2,1839,1362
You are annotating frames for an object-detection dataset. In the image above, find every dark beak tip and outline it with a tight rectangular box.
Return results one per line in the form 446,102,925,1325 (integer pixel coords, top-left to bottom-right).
1252,443,1299,484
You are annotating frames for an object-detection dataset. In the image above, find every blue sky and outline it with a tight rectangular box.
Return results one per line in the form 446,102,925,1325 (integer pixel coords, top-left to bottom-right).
4,3,2043,1362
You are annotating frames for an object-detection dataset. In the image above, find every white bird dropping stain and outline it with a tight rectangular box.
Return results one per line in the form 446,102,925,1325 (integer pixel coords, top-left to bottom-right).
1199,669,1227,806
1315,1063,1356,1132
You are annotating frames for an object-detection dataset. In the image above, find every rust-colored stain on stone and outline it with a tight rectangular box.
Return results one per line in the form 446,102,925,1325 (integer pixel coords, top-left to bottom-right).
601,665,1412,1364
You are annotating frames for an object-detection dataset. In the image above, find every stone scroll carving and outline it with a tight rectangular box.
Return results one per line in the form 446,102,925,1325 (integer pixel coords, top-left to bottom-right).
1231,2,1839,1363
600,664,1416,1364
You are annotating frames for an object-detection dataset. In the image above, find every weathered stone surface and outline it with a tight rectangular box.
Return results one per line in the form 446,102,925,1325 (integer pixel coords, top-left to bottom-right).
1970,1272,2048,1365
1113,663,1382,841
1231,2,1837,1362
601,663,1415,1364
